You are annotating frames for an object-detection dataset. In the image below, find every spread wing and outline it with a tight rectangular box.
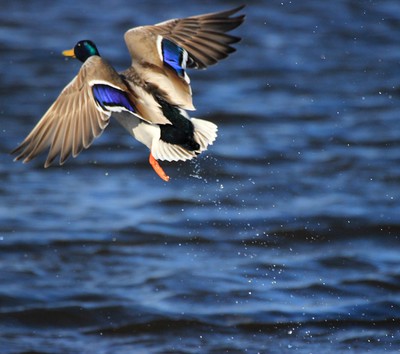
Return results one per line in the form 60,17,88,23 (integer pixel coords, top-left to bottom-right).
11,57,136,167
123,6,245,109
153,5,245,69
124,5,245,69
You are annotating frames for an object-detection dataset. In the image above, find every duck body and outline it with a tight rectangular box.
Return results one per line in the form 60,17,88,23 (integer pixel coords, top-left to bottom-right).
12,6,245,180
117,66,217,164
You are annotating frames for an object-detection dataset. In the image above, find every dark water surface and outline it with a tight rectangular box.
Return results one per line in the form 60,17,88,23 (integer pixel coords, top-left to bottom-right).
1,0,400,353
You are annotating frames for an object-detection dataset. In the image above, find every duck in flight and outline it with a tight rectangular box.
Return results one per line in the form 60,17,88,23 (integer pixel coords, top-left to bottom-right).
11,6,245,181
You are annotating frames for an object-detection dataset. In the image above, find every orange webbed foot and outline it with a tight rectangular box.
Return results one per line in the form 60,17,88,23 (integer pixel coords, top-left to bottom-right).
149,153,170,182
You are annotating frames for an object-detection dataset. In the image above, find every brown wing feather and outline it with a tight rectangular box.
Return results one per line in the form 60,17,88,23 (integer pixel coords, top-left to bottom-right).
11,57,112,167
123,6,244,109
153,5,245,69
124,6,244,70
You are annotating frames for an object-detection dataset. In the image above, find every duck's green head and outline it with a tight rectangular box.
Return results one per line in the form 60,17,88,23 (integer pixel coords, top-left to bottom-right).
62,40,100,62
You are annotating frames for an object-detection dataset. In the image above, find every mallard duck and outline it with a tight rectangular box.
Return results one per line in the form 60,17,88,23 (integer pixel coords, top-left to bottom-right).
11,6,245,181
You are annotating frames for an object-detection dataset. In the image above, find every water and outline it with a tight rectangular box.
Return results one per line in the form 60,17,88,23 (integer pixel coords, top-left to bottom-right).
1,0,400,353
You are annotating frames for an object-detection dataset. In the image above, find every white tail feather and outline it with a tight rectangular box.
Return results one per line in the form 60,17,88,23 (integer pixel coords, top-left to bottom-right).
151,117,218,162
191,118,218,153
152,140,195,161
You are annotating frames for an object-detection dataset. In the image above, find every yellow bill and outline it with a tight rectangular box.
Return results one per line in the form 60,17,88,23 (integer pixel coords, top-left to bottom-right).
62,48,75,58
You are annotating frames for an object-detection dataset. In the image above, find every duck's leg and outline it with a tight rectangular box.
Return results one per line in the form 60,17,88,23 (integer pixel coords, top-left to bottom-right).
149,153,170,182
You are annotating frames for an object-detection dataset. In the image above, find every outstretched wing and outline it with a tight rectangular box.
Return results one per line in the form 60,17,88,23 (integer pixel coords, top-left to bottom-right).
123,6,245,109
12,56,136,167
125,5,245,70
153,5,245,69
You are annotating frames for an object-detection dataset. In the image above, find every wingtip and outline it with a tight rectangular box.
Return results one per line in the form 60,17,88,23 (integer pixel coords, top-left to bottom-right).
234,4,246,12
10,144,23,157
11,155,20,163
44,158,53,169
225,4,246,17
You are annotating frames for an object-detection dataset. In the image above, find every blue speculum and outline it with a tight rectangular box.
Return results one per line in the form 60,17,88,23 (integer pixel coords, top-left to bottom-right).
161,38,186,77
92,84,135,112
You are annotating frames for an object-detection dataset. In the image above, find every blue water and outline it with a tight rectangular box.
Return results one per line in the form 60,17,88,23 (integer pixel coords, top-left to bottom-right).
1,1,400,353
